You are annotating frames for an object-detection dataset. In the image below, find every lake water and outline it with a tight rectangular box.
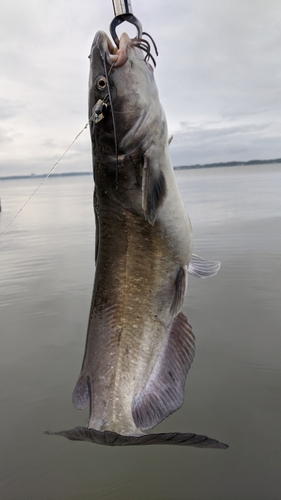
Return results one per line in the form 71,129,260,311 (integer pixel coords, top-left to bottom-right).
0,164,281,499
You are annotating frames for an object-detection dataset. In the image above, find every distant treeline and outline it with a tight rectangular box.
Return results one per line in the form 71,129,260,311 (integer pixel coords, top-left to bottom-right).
174,158,281,170
1,171,92,181
1,158,281,180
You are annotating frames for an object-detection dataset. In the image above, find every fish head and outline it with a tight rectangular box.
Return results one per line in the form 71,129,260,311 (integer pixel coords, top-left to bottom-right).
89,30,165,157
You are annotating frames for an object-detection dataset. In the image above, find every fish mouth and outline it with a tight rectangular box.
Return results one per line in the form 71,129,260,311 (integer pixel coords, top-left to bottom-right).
91,30,133,68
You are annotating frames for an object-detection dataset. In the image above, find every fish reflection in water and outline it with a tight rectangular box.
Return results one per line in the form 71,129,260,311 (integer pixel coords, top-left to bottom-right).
47,31,228,449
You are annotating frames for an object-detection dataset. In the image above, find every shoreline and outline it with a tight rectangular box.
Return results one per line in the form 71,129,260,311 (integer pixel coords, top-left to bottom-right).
1,159,280,181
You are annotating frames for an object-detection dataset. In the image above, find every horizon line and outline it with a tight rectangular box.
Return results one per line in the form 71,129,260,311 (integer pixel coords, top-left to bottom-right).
1,158,281,181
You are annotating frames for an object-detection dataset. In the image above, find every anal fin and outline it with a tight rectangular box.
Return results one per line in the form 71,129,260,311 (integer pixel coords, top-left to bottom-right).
133,312,195,430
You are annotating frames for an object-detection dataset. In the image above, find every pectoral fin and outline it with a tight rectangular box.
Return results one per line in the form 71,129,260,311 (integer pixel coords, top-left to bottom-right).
170,266,187,317
133,312,195,430
142,154,166,226
188,254,221,278
93,189,99,263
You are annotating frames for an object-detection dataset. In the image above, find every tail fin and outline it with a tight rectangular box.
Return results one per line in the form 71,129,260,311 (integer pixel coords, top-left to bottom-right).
45,427,228,449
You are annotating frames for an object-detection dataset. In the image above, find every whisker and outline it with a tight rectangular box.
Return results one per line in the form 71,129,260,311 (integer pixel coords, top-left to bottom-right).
132,33,158,67
142,32,158,56
135,39,151,53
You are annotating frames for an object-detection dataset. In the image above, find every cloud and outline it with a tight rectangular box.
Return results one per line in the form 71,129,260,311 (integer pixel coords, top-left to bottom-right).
0,127,13,145
0,97,22,120
0,0,281,175
169,121,281,165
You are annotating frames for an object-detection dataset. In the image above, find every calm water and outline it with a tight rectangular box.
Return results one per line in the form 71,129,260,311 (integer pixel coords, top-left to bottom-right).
0,164,281,499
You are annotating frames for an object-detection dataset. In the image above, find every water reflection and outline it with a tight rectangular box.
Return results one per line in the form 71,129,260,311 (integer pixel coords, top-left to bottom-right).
0,165,281,499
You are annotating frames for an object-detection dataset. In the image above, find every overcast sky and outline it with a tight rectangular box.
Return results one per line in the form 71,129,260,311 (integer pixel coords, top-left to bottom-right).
1,0,281,175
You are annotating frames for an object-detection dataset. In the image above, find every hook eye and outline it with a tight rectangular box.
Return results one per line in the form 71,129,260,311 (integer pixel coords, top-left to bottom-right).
109,14,142,47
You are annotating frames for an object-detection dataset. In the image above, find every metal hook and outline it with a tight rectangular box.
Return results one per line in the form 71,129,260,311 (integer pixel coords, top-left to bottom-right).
110,0,142,47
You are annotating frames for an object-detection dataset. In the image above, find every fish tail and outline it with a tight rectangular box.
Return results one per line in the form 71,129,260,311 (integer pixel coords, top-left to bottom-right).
45,427,228,449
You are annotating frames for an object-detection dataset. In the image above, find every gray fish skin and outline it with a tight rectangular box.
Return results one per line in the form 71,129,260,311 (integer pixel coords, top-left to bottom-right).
70,31,224,447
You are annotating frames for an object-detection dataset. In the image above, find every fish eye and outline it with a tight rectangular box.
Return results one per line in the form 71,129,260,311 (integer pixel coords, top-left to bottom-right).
95,75,107,90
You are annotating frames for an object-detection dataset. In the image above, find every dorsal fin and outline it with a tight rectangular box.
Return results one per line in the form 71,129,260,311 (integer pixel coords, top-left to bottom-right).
133,312,195,430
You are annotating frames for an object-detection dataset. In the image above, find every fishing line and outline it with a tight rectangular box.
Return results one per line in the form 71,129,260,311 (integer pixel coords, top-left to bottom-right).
0,120,91,237
103,58,119,182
